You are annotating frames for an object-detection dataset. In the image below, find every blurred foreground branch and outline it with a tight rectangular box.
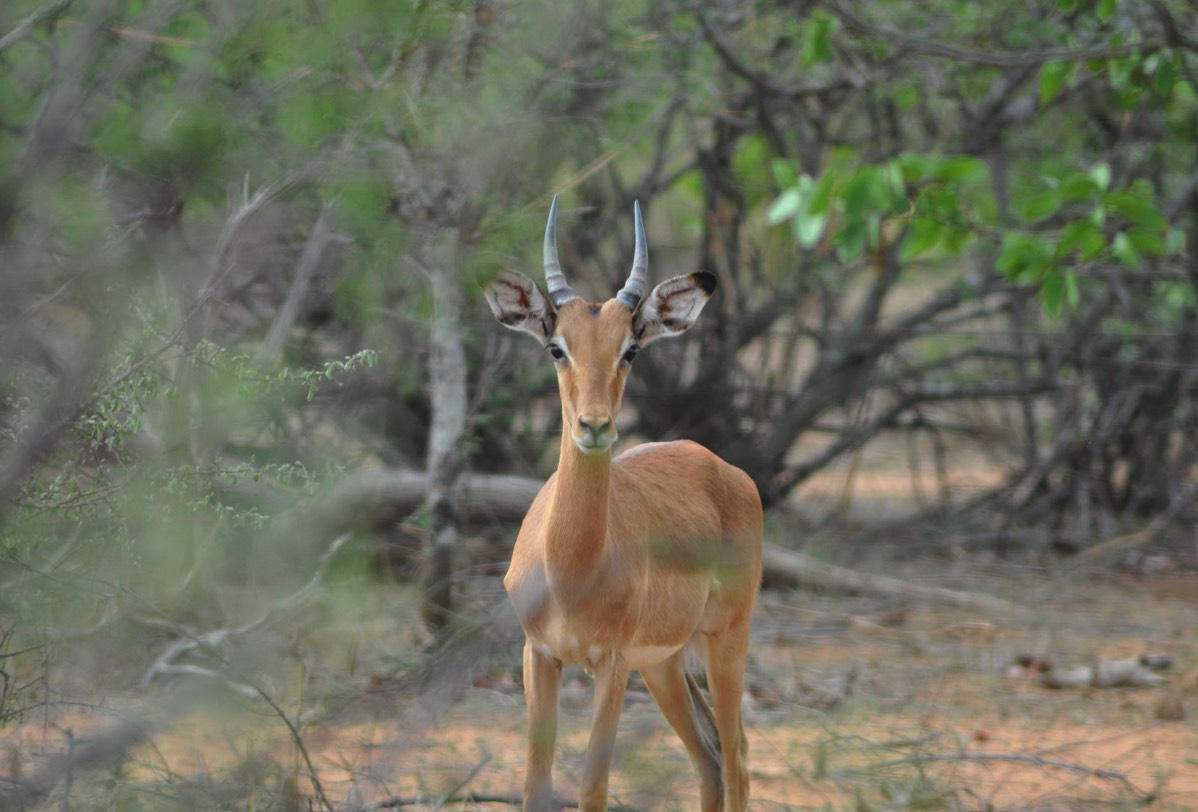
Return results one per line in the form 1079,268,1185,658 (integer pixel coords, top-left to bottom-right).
139,533,351,690
0,720,147,809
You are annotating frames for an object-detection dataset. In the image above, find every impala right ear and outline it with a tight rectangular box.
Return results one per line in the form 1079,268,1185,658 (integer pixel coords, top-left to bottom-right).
484,270,556,344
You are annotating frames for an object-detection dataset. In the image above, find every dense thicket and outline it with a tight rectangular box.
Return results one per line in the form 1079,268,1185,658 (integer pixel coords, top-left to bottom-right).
1,0,1196,754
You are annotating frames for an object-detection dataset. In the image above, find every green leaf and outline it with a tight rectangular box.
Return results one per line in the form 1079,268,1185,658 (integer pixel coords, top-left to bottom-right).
1108,57,1133,91
1059,173,1098,202
1165,227,1187,256
1090,162,1111,192
794,210,828,249
1105,191,1166,231
1057,219,1105,261
1038,270,1065,318
1018,190,1063,223
996,233,1050,281
1111,232,1142,267
896,153,934,185
766,188,802,225
1039,61,1071,106
838,220,868,262
1127,229,1165,256
900,217,942,262
931,156,989,184
841,172,876,221
1064,269,1080,311
800,10,839,67
771,158,798,189
808,173,837,215
1096,0,1116,23
1153,56,1176,98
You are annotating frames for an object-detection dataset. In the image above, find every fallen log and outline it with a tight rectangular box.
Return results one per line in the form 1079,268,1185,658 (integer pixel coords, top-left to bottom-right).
249,468,1020,614
760,544,1024,616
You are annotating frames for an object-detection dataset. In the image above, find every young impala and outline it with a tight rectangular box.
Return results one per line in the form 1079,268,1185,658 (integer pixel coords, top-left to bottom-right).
484,196,763,811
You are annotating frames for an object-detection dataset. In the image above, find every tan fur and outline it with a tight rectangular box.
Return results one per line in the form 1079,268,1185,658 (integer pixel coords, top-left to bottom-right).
493,287,763,812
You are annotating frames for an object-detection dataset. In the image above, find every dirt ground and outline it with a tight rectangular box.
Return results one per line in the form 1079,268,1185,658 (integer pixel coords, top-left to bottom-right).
5,547,1196,811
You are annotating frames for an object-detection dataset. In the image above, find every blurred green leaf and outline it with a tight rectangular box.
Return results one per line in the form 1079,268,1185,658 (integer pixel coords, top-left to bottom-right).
794,209,827,249
997,232,1051,281
800,10,839,67
1104,191,1166,231
1039,60,1071,106
771,158,798,190
766,188,802,225
1018,190,1063,223
1153,56,1176,98
1038,269,1065,317
931,156,989,184
1111,231,1142,267
1057,219,1105,260
900,217,943,262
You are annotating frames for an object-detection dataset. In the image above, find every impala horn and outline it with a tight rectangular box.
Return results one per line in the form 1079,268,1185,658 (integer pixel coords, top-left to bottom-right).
616,200,648,310
543,195,577,308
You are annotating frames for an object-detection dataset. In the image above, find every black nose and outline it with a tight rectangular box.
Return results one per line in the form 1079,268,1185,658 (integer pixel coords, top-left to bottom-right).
578,416,611,436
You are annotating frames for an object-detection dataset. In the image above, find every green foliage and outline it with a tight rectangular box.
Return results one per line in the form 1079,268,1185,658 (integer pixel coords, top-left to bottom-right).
768,152,991,264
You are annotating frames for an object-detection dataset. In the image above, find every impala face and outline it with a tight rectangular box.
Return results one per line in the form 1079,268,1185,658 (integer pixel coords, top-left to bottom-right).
546,299,639,454
484,196,716,456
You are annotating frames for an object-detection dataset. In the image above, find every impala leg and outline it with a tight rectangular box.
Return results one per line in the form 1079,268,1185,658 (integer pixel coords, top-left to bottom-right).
640,653,723,812
523,641,562,812
579,654,630,812
703,623,751,812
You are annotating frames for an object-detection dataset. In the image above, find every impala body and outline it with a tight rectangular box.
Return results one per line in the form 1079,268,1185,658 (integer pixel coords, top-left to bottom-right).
485,197,763,812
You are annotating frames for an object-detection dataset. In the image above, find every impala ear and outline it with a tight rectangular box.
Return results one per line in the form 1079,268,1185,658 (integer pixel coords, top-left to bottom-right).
633,272,716,347
484,270,556,344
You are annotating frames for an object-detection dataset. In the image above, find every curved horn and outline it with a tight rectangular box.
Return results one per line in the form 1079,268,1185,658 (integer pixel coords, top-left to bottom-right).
616,200,648,310
543,195,576,308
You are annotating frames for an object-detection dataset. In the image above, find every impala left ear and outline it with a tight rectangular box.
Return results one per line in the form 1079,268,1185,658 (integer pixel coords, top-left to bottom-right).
633,272,717,347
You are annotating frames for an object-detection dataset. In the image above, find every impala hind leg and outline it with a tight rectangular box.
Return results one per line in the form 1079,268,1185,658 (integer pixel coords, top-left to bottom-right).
702,623,751,812
579,654,631,812
640,652,723,811
523,641,562,812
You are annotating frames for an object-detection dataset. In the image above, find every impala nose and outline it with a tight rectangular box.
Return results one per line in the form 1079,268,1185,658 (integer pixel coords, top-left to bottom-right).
576,415,615,452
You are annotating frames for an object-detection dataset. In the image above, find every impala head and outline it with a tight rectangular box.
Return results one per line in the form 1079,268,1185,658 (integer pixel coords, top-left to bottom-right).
485,196,716,455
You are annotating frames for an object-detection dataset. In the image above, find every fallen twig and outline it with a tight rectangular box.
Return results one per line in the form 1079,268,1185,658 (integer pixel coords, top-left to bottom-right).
844,750,1152,802
370,793,640,811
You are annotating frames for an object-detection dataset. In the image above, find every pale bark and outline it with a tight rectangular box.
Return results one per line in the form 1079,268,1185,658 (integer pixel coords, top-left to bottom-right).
421,227,468,632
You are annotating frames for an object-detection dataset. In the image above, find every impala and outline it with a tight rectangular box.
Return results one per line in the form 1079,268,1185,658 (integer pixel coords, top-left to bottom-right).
484,197,764,811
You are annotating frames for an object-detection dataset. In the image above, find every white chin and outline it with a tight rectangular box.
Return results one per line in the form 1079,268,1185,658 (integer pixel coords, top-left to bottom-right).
573,438,614,455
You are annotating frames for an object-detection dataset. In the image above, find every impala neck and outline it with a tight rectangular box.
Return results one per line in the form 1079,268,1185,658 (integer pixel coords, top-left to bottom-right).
545,428,611,577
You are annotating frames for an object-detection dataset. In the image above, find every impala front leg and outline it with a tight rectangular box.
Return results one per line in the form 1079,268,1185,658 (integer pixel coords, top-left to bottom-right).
523,640,562,812
579,652,630,812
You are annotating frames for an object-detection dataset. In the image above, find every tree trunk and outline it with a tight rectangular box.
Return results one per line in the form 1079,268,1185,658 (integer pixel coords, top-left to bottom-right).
420,227,467,634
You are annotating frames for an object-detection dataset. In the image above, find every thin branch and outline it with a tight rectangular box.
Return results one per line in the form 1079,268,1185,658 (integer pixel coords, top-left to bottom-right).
255,204,346,366
0,0,72,54
823,0,1167,68
139,533,351,689
245,673,335,812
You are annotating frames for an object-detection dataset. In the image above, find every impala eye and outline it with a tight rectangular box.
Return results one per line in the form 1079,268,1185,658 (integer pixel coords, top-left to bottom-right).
622,344,639,364
547,342,566,361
